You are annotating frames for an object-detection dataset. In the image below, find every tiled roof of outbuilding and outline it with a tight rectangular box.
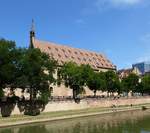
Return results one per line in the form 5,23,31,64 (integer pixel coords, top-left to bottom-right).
33,39,116,70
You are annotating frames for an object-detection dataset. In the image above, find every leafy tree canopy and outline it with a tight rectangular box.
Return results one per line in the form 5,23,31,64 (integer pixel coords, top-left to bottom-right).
105,71,120,94
0,39,19,97
121,73,139,93
57,62,88,102
142,75,150,94
86,71,106,97
16,48,57,103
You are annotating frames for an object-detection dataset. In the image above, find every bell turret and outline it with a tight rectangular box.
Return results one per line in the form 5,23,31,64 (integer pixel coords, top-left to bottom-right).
29,19,35,48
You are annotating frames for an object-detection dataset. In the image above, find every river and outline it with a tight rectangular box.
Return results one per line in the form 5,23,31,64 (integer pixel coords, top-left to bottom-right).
0,109,150,133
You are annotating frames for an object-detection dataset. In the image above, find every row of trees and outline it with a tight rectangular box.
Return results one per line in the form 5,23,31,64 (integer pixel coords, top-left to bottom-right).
58,62,136,101
0,39,57,115
57,62,120,101
0,39,57,101
58,62,150,102
0,38,150,115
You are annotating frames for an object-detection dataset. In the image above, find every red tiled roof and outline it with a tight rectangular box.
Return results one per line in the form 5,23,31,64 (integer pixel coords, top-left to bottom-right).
33,39,116,70
118,69,133,74
118,68,133,78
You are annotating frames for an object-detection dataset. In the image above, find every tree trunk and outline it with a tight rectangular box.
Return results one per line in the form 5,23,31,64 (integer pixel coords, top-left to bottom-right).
30,87,37,100
73,88,81,103
107,92,109,97
141,92,143,96
30,87,33,101
93,90,97,97
33,88,37,100
73,89,76,100
27,87,39,116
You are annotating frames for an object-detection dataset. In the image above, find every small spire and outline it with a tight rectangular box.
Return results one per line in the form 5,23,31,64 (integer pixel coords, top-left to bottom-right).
29,19,35,49
31,19,35,32
30,19,35,38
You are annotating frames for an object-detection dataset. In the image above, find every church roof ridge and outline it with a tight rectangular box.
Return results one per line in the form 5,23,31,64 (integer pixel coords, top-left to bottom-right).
33,38,116,70
34,39,104,56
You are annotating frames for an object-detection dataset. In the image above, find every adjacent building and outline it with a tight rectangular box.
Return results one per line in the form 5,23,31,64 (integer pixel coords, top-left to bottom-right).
118,62,150,79
118,67,141,79
132,62,150,75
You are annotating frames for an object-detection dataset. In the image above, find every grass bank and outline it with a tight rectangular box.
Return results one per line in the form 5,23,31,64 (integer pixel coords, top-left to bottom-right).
0,103,150,128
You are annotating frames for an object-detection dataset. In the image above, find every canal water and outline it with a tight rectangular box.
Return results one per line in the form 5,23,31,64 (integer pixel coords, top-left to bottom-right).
0,110,150,133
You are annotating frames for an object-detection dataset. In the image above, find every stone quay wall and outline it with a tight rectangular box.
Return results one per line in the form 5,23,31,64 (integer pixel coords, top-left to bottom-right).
12,96,150,115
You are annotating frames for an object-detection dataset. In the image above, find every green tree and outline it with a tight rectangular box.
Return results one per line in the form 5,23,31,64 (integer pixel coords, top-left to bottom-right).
86,71,106,97
0,39,19,98
142,75,150,95
80,64,94,82
136,82,144,96
16,48,57,114
105,71,120,96
121,73,139,96
57,62,86,102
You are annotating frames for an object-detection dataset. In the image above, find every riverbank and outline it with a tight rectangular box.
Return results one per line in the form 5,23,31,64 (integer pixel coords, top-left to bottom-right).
0,103,150,128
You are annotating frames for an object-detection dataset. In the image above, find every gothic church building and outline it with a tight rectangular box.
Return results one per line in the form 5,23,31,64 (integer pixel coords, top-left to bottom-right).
29,23,116,97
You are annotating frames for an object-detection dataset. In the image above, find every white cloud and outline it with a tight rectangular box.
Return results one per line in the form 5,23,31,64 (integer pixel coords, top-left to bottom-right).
94,0,148,10
137,56,150,62
111,0,142,5
82,0,148,15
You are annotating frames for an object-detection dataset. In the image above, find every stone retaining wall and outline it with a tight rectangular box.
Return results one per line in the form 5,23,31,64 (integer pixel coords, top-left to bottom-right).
87,97,150,107
12,97,150,115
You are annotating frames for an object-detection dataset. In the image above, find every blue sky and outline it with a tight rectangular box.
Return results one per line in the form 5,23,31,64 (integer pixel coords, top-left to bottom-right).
0,0,150,69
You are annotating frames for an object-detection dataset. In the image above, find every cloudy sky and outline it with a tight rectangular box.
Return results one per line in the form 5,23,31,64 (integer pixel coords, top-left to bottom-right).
0,0,150,69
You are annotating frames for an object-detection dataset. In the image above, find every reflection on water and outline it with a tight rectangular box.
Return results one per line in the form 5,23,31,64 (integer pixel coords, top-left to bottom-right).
0,110,150,133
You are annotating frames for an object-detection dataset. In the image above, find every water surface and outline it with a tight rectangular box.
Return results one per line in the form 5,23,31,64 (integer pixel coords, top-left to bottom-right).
0,110,150,133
